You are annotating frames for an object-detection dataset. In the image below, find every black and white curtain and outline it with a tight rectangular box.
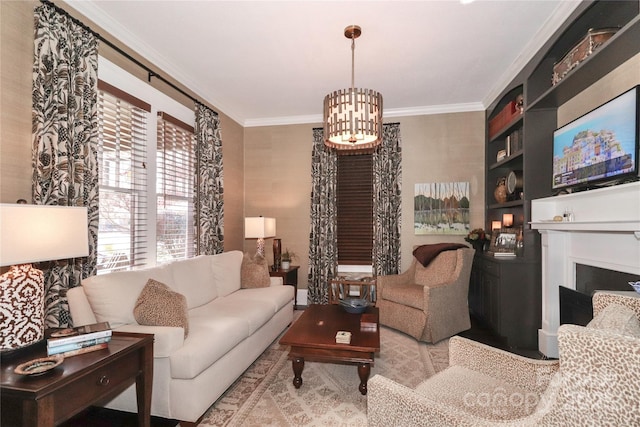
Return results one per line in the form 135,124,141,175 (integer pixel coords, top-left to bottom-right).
194,102,224,255
307,128,338,304
307,125,402,303
373,123,402,276
32,2,99,327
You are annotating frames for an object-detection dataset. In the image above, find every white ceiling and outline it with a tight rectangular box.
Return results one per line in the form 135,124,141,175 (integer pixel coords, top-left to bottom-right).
66,0,581,127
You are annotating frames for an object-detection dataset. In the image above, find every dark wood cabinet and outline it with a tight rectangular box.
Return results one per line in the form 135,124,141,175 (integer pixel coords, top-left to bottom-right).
470,254,541,349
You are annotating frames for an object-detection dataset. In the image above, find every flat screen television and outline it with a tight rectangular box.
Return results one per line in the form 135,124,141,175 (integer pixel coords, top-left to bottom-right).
552,86,639,192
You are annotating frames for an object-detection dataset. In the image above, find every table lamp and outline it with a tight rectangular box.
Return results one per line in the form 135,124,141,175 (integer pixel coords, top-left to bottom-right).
244,217,276,258
0,204,89,352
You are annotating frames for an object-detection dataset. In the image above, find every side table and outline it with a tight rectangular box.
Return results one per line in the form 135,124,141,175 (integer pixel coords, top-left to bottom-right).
330,275,376,305
270,265,300,308
1,331,153,427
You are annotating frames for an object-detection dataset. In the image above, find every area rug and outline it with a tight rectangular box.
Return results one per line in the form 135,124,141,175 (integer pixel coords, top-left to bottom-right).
198,323,450,426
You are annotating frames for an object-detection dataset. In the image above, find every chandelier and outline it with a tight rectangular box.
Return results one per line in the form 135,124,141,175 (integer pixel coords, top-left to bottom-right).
323,25,383,152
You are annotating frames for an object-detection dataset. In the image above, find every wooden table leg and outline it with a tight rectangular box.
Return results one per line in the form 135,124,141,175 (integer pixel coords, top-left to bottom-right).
136,338,153,427
357,363,371,395
292,357,304,388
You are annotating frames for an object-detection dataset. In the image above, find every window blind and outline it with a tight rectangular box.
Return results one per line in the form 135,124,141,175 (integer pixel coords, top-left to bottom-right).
97,81,150,273
156,112,196,263
336,154,374,265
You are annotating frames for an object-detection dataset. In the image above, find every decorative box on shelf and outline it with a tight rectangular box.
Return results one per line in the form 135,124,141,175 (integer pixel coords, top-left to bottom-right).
552,27,619,86
488,95,523,140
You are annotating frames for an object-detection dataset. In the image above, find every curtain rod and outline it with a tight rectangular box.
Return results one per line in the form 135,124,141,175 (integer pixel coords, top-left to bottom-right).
40,0,207,109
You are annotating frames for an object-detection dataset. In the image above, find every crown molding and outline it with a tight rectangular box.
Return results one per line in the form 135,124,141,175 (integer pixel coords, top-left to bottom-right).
482,0,582,108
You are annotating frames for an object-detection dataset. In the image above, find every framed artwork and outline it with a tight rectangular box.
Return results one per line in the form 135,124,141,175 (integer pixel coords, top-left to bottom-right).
489,228,517,254
414,182,470,235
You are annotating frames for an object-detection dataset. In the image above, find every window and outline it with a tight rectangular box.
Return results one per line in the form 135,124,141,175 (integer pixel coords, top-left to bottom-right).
97,80,151,273
336,154,373,265
156,112,196,263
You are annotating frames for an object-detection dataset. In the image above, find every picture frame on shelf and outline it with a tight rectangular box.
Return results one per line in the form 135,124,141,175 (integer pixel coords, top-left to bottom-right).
489,228,517,257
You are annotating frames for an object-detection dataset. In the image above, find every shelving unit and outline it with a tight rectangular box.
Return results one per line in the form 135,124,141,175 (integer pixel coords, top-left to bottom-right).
470,0,640,350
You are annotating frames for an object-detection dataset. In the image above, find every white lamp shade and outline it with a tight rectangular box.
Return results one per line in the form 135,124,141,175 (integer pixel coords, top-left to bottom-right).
244,217,276,239
0,204,89,266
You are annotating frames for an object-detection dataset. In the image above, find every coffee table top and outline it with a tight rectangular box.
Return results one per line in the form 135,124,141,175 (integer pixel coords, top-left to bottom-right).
280,304,380,353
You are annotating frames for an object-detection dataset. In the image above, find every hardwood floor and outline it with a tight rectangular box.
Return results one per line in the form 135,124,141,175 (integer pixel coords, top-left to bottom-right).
459,313,547,359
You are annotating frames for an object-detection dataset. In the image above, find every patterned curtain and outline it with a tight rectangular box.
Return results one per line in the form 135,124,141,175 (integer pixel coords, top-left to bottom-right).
194,101,224,255
32,3,99,327
373,123,402,276
307,128,338,304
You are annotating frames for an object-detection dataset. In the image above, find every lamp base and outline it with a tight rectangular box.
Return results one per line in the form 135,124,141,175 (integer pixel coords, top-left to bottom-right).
0,264,45,352
256,238,266,258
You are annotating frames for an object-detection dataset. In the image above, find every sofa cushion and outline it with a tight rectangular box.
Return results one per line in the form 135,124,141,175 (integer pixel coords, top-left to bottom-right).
224,286,294,316
415,366,538,420
211,251,243,297
414,250,458,287
170,255,218,309
134,279,189,337
587,303,640,337
241,252,270,288
383,284,424,310
81,265,174,328
169,310,250,379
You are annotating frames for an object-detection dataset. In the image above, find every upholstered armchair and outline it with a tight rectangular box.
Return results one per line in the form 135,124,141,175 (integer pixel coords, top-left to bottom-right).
368,291,640,426
377,245,474,343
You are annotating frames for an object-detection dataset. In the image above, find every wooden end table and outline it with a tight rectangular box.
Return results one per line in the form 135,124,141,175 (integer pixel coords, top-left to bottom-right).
270,265,299,307
279,304,380,395
1,331,153,427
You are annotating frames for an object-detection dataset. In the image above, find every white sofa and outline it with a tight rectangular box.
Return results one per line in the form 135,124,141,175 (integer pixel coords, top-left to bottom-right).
67,250,294,424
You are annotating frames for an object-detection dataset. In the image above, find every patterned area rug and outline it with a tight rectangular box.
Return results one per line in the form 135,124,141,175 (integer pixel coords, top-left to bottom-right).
198,322,450,426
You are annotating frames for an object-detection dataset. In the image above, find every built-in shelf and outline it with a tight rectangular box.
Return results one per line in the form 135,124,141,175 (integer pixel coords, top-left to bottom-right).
489,150,523,170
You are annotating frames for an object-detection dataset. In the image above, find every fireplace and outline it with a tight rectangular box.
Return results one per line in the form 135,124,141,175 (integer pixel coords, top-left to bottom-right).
531,181,640,358
560,264,640,326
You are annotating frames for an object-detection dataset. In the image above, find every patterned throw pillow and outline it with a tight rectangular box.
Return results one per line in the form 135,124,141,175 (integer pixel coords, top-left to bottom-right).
587,303,640,337
241,252,270,288
134,279,189,337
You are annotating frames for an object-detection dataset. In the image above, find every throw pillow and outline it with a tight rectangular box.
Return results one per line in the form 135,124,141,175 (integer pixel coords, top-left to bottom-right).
241,252,271,289
134,279,189,337
413,243,467,267
587,303,640,337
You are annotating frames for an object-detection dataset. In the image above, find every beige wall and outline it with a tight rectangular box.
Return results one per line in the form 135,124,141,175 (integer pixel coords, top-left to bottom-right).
0,0,245,252
244,111,486,289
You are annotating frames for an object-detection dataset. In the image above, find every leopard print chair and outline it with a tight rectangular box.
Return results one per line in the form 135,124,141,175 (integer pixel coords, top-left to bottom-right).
368,291,640,426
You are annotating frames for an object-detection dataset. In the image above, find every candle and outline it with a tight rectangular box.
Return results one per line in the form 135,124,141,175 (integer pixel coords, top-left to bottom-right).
502,214,514,227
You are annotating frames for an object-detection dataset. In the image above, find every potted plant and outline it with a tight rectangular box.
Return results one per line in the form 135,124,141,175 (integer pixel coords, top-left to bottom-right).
465,228,490,252
281,249,297,270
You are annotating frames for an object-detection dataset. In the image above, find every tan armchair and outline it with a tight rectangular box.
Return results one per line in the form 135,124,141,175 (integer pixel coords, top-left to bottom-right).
377,246,474,343
368,291,640,426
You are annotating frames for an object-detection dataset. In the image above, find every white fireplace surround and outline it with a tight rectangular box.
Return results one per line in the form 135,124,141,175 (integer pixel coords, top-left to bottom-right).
531,181,640,358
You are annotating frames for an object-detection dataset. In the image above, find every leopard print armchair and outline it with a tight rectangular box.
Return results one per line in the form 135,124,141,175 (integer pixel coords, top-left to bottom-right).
368,291,640,426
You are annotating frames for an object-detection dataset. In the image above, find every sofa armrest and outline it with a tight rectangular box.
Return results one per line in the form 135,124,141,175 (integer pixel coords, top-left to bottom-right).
367,374,479,427
449,337,559,394
377,267,414,299
67,286,98,326
115,324,184,358
270,276,284,286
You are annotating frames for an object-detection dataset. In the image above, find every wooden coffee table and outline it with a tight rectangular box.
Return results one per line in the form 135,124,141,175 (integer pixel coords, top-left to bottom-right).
279,304,380,395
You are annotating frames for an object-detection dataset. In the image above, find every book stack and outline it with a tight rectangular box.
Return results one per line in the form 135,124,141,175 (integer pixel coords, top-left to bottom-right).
360,313,377,332
47,322,112,357
335,331,351,344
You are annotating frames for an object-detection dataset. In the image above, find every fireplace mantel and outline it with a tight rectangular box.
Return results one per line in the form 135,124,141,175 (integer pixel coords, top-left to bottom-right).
531,181,640,357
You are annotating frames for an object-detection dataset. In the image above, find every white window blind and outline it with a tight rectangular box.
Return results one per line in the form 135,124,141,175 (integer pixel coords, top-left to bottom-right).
97,80,150,273
156,112,196,263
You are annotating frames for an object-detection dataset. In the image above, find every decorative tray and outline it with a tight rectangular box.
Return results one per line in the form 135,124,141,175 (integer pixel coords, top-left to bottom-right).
14,356,64,376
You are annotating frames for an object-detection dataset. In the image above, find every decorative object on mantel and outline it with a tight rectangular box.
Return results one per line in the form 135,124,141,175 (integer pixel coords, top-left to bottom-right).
552,27,619,86
0,204,89,353
494,177,507,204
323,25,383,152
629,281,640,294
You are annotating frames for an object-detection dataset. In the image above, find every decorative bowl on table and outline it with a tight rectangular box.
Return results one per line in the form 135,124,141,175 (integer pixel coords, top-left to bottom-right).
629,281,640,294
339,298,370,314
